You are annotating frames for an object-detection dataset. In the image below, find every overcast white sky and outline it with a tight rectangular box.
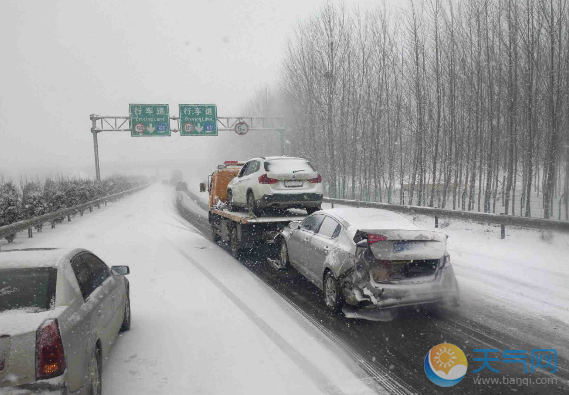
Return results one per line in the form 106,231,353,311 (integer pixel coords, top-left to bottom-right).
0,0,391,180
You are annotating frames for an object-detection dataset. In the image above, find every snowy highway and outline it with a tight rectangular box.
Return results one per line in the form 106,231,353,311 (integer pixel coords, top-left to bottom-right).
2,184,568,394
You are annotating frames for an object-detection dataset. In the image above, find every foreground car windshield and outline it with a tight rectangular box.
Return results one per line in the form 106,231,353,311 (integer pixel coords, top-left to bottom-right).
0,268,57,313
264,159,315,173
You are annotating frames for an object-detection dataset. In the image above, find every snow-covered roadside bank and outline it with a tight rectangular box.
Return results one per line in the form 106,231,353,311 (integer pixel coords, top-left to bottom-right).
1,185,383,395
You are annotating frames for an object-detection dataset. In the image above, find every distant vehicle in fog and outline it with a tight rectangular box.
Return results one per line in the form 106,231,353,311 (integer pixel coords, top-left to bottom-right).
0,248,131,395
226,157,323,216
175,181,188,192
170,169,183,186
274,208,459,316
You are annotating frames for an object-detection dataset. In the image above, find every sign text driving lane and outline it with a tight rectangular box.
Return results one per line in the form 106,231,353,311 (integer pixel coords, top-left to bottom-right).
179,104,217,136
130,104,170,137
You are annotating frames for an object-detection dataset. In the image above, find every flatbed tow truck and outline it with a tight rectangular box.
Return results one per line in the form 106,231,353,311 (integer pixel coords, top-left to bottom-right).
201,161,306,257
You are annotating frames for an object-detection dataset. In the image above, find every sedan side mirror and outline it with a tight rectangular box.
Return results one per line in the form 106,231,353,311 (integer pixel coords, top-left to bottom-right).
289,221,301,230
111,266,130,276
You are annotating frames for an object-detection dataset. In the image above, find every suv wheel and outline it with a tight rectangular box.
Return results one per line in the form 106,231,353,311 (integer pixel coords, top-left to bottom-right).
247,191,260,217
226,190,235,211
88,347,102,395
277,240,290,270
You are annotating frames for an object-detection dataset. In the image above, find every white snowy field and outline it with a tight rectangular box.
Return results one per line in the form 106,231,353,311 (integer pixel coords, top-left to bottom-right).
0,185,382,395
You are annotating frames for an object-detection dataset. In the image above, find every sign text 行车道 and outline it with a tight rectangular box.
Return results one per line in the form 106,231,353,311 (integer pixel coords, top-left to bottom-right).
130,104,170,137
179,104,218,136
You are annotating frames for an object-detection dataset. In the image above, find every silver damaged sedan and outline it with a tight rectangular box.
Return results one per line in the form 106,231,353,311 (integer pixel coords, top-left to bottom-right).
275,208,460,319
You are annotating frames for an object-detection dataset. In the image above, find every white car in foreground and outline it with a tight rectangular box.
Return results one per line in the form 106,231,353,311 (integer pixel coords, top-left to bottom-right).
275,208,459,319
0,248,130,394
226,156,324,215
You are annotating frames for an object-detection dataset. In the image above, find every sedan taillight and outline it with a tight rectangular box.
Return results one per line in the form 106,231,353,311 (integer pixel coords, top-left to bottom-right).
36,319,66,380
308,174,322,183
258,174,278,184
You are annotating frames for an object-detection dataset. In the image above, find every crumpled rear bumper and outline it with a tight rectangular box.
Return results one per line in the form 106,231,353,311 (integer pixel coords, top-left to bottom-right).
347,266,460,309
0,374,85,395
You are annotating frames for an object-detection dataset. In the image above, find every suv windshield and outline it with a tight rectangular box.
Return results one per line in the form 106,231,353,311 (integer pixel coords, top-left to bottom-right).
264,159,315,173
0,268,57,313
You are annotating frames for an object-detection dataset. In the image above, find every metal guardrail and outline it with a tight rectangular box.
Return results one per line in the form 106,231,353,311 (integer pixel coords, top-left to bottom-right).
0,185,148,247
323,197,569,238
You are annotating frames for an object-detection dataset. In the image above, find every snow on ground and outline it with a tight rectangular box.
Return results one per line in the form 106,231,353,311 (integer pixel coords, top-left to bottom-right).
1,185,382,395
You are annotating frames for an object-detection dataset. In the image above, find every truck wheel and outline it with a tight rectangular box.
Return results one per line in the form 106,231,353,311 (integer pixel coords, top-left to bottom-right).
226,190,235,211
247,191,260,217
230,227,241,258
306,205,321,215
323,271,344,314
211,226,221,243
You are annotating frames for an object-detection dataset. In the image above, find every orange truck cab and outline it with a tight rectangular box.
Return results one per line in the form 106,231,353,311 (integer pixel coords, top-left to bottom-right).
205,161,245,208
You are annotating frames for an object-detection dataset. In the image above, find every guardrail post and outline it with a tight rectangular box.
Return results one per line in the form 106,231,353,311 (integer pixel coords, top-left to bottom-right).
89,206,93,213
104,200,107,206
67,214,71,222
51,221,55,229
28,228,33,238
97,203,100,209
435,215,439,228
80,209,84,216
500,224,506,239
331,201,334,208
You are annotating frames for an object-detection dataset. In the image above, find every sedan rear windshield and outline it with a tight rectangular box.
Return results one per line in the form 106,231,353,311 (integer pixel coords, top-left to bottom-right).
264,159,315,173
0,268,57,313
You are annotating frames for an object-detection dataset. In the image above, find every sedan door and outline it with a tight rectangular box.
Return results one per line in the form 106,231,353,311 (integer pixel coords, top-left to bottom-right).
288,214,325,271
305,216,343,286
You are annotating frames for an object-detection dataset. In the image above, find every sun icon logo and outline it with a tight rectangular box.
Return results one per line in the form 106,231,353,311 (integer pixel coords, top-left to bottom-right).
424,343,468,387
434,345,457,369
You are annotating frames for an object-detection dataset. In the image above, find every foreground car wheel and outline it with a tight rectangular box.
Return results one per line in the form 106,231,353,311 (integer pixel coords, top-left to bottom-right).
88,347,102,395
324,271,343,314
277,240,290,270
120,289,131,332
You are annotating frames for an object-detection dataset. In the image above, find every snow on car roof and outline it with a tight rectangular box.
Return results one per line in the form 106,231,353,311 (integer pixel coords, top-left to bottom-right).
0,248,81,269
263,156,304,161
322,207,418,231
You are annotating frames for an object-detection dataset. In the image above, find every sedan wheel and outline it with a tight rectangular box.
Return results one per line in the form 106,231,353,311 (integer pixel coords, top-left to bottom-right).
88,348,102,395
120,290,131,332
324,271,343,314
226,190,234,211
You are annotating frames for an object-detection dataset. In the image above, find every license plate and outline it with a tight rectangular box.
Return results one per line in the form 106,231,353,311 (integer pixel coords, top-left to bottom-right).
393,242,413,252
284,180,303,187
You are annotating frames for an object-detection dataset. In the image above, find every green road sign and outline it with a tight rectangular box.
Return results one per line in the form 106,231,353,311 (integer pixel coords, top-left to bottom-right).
179,104,217,136
130,104,170,137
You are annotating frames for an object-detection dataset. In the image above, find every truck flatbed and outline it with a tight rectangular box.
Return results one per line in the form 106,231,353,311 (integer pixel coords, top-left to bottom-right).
210,207,306,225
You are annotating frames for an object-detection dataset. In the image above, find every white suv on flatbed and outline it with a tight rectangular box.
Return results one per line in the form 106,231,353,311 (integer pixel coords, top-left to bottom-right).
226,156,323,215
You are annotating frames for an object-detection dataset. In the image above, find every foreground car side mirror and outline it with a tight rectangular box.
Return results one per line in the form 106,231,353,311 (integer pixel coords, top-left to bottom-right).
199,183,206,192
111,266,130,276
289,221,301,230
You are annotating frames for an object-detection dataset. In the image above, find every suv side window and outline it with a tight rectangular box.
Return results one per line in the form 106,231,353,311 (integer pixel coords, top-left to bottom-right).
301,214,325,233
81,253,110,289
70,256,95,300
318,216,341,238
238,162,249,178
249,161,260,174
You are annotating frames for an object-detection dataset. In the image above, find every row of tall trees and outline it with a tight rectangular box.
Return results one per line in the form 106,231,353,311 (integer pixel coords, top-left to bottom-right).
272,0,569,219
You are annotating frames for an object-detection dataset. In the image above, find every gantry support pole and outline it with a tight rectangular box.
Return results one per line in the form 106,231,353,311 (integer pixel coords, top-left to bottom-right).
91,114,101,182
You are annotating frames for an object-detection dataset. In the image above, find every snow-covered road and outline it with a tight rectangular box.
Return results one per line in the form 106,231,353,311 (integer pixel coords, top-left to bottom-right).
2,184,568,394
1,185,383,395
